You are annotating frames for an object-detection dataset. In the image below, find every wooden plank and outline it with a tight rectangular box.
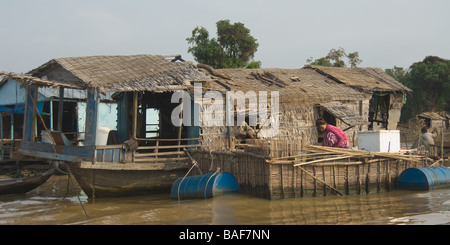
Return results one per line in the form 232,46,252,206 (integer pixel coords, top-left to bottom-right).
133,157,188,163
95,144,123,150
18,148,83,162
80,161,188,171
136,137,200,142
138,144,200,150
134,151,184,157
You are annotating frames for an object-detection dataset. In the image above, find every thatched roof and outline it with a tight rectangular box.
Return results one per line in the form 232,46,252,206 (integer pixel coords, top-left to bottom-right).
27,54,210,92
0,72,82,89
305,65,412,93
320,101,370,126
419,112,445,120
197,67,371,109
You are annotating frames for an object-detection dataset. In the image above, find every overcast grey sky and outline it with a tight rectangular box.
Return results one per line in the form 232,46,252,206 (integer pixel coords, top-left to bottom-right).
1,0,449,73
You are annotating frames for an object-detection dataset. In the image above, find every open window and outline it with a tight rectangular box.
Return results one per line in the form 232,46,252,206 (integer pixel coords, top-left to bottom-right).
113,91,200,163
319,101,369,131
368,93,390,130
145,108,159,138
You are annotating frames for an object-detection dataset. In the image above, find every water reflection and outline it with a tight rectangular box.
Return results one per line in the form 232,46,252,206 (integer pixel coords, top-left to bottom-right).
0,175,449,225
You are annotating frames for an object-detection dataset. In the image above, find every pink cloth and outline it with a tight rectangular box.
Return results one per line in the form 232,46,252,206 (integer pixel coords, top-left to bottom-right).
322,124,350,148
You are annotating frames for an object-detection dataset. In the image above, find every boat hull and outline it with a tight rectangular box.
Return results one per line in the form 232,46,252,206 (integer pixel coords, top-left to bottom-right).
0,168,55,195
66,162,189,198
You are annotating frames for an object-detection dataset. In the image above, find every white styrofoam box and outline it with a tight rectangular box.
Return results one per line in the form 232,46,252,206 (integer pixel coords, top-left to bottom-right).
358,130,400,152
96,126,111,145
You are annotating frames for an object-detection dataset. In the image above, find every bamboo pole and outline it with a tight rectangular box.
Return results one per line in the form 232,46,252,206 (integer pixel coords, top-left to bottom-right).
297,166,343,196
441,121,444,160
293,155,356,167
305,144,423,162
178,97,183,153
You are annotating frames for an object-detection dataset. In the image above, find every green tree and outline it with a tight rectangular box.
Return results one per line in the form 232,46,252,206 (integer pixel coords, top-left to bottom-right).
306,47,362,68
395,56,450,122
187,20,260,69
385,66,408,82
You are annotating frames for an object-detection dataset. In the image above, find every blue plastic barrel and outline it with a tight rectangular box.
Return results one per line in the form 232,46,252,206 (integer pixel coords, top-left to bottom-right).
397,166,450,191
170,172,239,199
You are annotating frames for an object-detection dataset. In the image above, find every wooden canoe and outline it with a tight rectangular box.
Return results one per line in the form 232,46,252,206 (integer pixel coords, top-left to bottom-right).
0,168,55,195
66,161,189,198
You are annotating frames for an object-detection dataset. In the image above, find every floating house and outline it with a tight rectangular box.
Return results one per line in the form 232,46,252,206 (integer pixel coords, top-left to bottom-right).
418,111,447,132
183,65,425,200
0,75,117,161
194,66,371,156
9,54,424,199
13,54,210,197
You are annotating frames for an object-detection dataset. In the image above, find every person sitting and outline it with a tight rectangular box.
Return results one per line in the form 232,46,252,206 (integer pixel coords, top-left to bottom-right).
316,118,350,148
413,127,438,156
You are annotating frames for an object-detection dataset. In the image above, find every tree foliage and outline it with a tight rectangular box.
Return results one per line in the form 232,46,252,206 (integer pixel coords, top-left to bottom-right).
187,20,260,69
386,56,450,122
306,47,362,68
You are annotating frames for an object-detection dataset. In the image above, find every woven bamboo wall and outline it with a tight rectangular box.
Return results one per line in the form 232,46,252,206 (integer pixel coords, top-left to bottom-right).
187,149,427,200
269,159,426,200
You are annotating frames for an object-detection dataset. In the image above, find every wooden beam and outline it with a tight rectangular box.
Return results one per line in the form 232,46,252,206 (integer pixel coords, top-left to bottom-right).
23,85,36,142
57,87,64,131
134,151,184,157
138,144,201,150
132,92,138,139
85,88,99,148
178,97,183,152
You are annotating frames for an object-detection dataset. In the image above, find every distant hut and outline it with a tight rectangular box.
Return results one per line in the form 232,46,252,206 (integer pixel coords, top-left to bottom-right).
418,112,446,132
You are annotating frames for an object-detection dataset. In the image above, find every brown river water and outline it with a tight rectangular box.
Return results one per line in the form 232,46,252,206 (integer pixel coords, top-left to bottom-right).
0,175,449,225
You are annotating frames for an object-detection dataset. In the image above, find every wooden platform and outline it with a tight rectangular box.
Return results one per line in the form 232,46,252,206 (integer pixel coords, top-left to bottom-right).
187,146,432,200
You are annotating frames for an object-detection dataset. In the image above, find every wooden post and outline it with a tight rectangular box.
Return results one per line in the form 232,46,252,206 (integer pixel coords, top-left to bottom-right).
91,171,96,201
0,114,3,160
322,166,326,196
85,88,99,150
49,101,53,131
31,87,38,142
365,162,371,194
344,166,349,195
131,92,138,163
355,165,360,195
376,160,381,192
57,87,64,132
386,160,391,191
312,166,317,197
178,97,183,153
332,164,337,195
132,92,138,139
441,121,444,160
23,85,37,143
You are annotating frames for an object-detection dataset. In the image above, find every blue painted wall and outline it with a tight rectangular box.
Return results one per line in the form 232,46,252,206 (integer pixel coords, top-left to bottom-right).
0,80,48,106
